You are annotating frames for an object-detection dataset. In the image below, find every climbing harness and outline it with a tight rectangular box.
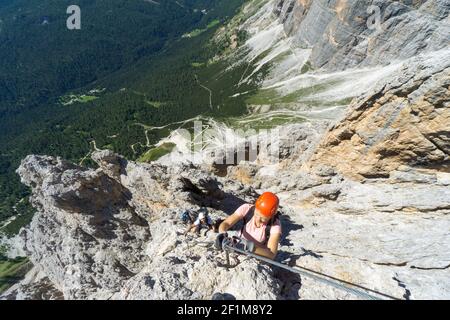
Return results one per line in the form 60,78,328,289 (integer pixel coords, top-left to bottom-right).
222,242,402,301
240,206,281,245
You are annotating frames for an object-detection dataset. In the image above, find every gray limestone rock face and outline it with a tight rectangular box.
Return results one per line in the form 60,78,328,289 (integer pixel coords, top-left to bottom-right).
306,49,450,180
7,139,449,300
273,0,450,70
4,152,289,300
14,155,152,299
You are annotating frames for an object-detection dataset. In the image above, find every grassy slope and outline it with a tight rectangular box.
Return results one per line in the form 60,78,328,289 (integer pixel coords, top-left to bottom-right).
138,143,176,163
0,257,31,294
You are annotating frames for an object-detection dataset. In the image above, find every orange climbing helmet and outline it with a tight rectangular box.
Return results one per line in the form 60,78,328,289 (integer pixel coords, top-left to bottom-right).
255,192,279,218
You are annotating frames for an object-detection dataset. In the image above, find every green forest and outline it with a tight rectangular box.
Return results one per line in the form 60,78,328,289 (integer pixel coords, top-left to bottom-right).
0,0,265,235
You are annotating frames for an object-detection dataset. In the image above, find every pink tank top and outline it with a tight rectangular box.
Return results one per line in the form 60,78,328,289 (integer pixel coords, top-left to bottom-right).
235,204,282,246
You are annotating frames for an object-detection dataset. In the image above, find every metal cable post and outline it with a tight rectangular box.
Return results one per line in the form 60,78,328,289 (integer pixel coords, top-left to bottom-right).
224,244,401,301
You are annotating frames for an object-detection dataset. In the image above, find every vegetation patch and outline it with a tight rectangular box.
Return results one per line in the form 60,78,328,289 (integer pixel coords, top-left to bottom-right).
138,143,176,163
60,94,99,106
144,100,165,108
227,112,307,131
245,88,280,105
191,62,206,68
183,19,220,38
301,61,313,74
0,256,31,294
246,79,344,106
278,82,338,104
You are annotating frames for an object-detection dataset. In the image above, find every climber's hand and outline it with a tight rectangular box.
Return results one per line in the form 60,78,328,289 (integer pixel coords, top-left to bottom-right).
239,238,256,253
215,232,228,251
245,240,256,253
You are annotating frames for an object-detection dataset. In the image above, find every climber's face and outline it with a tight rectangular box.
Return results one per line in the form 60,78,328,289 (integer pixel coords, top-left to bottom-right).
254,209,270,226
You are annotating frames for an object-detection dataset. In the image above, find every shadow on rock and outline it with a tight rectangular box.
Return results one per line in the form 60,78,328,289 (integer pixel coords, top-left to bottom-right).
272,265,302,300
279,213,304,247
211,292,236,300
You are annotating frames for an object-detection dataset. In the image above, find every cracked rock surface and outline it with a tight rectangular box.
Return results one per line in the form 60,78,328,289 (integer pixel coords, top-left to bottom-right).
306,49,450,180
273,0,450,70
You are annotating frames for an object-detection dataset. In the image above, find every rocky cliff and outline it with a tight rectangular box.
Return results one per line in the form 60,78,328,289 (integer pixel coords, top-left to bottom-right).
219,0,449,112
274,0,449,70
3,116,450,300
306,48,450,180
3,151,286,300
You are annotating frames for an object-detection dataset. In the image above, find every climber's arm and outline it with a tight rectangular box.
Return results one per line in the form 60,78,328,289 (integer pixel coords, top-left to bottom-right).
218,212,242,233
254,233,280,260
184,223,195,235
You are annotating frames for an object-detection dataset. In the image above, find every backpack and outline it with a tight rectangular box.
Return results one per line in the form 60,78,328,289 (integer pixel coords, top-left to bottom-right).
240,206,281,244
180,210,193,224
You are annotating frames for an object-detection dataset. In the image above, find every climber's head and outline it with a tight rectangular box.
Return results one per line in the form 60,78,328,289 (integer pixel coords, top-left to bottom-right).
255,192,279,223
198,212,206,221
